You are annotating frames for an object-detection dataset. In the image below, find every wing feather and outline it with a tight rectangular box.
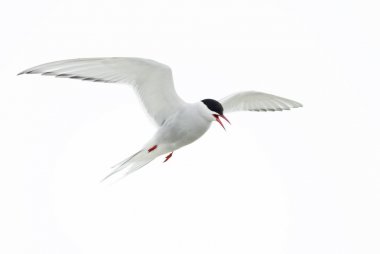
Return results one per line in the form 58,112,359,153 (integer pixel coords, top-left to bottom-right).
19,57,186,126
220,91,302,113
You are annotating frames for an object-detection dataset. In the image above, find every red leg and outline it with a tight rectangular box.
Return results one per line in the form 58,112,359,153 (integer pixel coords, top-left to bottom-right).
163,152,173,162
148,145,157,153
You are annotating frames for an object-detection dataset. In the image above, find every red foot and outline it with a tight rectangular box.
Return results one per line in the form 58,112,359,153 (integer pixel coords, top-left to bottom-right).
163,152,173,162
148,145,157,153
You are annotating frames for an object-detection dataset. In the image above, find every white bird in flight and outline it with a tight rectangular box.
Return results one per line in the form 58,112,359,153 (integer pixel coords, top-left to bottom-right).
19,57,302,180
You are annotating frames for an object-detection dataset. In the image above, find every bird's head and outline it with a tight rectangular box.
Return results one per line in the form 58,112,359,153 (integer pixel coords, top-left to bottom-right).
201,99,231,130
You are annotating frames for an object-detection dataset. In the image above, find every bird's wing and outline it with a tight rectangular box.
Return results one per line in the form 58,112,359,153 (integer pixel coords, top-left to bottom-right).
220,91,302,113
18,57,186,126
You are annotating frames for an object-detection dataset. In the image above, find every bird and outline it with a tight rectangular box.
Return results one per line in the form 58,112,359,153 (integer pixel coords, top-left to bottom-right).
18,57,302,180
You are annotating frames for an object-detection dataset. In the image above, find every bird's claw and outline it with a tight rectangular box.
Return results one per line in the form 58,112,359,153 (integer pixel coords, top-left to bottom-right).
163,152,173,162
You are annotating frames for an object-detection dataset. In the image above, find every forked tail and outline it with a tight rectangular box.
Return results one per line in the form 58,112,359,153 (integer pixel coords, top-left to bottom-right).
101,149,154,182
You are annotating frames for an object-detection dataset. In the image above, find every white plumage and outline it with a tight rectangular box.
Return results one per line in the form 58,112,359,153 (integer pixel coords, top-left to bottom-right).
19,57,302,180
221,91,302,112
19,58,185,126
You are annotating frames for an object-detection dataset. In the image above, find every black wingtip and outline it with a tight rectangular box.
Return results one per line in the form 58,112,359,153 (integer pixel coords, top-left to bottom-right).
17,70,36,76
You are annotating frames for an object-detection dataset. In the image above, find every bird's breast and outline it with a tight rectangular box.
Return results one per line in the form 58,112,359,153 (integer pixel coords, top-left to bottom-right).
156,108,211,149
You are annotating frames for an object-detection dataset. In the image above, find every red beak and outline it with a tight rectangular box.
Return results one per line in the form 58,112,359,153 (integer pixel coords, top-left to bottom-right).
213,114,231,130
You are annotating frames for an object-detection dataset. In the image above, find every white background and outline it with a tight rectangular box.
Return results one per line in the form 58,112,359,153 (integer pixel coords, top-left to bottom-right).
1,0,380,253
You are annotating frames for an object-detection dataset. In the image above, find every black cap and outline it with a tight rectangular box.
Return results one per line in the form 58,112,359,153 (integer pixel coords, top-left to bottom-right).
201,99,224,115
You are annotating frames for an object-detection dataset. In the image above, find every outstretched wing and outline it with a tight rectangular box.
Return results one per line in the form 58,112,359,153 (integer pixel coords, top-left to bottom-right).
220,91,302,113
18,57,186,126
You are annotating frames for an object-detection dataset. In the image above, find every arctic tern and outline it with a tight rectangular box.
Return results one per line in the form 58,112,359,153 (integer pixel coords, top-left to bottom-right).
18,57,302,179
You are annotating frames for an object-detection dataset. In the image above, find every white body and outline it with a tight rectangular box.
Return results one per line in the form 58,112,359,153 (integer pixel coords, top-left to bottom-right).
18,57,302,180
151,102,213,152
103,102,215,179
